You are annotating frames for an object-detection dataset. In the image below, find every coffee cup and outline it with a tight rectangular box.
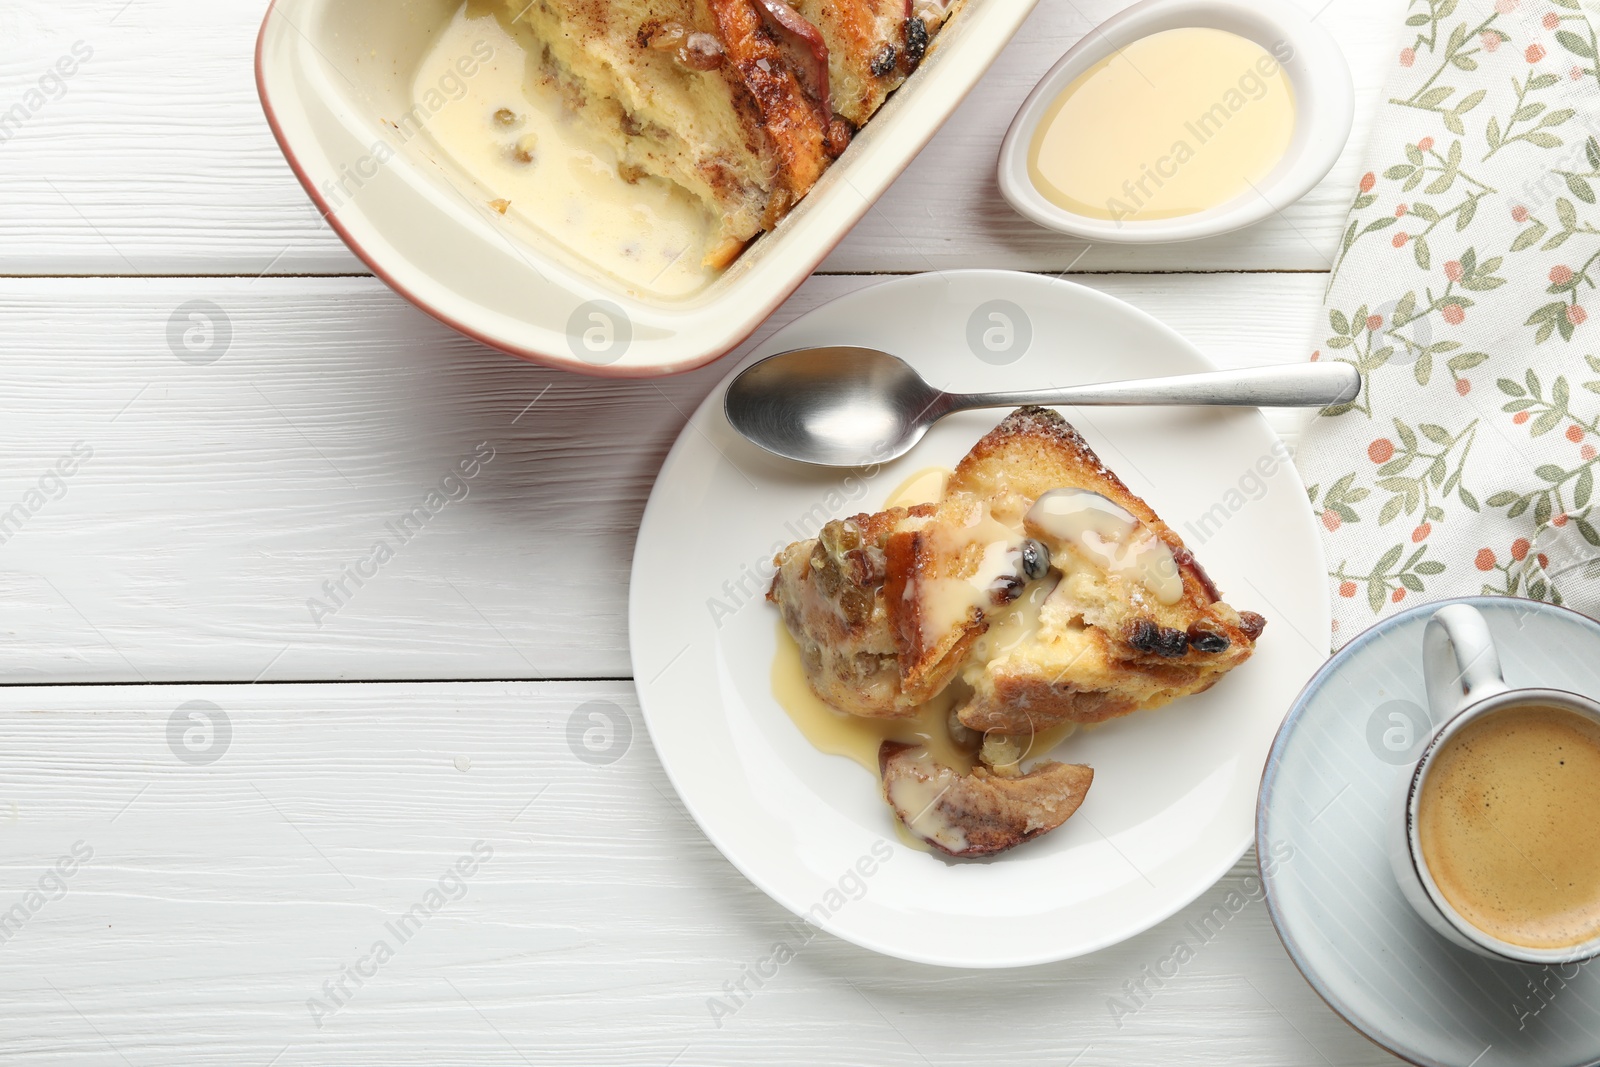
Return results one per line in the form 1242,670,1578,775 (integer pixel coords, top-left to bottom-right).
1389,603,1600,963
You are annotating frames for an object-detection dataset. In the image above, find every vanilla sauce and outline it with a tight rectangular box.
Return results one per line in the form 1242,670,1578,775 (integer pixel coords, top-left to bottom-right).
1027,27,1296,223
412,2,717,297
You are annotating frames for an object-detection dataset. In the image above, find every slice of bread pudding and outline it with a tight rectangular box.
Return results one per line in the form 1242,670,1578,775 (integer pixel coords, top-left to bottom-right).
505,0,959,267
768,406,1266,855
936,406,1266,734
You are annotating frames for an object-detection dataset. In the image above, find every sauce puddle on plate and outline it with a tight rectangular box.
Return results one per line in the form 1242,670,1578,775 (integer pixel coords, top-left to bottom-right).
884,466,950,510
412,1,718,297
1028,27,1296,223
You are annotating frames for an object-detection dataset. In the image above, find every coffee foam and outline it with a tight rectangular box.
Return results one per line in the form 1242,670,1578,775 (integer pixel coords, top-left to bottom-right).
1418,703,1600,949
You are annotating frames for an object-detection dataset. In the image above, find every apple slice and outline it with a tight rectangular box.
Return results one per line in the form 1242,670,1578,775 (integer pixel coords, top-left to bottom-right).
879,741,1093,857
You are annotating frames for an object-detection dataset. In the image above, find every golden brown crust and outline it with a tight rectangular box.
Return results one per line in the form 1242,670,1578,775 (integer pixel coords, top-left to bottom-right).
947,406,1263,663
706,0,830,195
943,407,1265,735
882,515,988,706
795,0,912,126
949,406,1199,598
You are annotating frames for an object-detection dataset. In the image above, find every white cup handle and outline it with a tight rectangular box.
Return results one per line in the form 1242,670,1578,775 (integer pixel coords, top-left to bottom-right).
1423,604,1510,722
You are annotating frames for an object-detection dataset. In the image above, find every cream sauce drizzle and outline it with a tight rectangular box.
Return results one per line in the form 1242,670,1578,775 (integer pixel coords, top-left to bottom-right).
1026,488,1182,605
914,506,1026,648
970,573,1059,664
884,757,968,853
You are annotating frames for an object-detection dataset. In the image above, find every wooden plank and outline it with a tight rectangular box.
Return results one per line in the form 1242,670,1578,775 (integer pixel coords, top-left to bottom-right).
0,271,1324,684
0,681,1400,1066
0,0,1398,275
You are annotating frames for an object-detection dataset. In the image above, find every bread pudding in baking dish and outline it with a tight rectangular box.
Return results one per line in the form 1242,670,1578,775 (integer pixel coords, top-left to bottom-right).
504,0,963,267
769,407,1267,857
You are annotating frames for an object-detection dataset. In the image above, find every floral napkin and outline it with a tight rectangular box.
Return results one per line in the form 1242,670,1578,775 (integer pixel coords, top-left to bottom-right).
1296,0,1600,648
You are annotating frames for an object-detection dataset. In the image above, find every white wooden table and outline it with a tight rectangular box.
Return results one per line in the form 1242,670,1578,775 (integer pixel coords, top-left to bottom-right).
1,1,1407,1063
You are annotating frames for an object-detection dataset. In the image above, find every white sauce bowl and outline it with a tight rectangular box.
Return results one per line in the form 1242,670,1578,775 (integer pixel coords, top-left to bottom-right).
997,0,1354,244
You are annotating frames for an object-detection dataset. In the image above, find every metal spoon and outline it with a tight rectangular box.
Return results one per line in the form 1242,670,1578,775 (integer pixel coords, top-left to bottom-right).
723,346,1361,467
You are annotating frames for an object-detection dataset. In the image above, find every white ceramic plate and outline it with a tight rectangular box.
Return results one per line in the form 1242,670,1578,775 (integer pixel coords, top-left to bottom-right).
629,270,1329,967
255,0,1038,377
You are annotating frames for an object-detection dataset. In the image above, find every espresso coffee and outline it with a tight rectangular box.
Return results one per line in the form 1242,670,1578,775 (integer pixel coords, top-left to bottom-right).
1417,703,1600,949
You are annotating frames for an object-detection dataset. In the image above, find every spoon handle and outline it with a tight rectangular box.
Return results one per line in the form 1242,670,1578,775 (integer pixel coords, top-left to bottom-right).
948,362,1361,411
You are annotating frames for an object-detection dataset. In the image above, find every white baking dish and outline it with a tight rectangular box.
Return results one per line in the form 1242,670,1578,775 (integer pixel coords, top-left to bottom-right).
256,0,1039,377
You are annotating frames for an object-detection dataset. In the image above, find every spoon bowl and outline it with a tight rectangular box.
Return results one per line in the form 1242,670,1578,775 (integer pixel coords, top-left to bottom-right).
724,346,1360,467
724,346,948,466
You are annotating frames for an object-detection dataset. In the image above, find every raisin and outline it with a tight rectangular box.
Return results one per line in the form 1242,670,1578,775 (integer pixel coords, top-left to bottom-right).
1019,539,1050,581
990,575,1024,604
1187,623,1230,654
870,44,897,77
819,519,862,556
1127,619,1189,658
902,17,929,72
842,545,887,586
840,585,874,626
809,543,841,597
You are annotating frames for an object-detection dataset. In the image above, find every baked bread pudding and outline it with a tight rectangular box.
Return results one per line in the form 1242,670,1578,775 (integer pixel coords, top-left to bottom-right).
503,0,962,267
769,407,1267,857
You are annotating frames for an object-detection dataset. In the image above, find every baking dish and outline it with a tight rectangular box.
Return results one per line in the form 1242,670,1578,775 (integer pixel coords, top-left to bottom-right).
256,0,1040,377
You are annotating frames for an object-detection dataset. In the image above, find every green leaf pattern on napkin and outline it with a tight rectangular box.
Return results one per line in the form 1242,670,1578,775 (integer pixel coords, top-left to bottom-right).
1299,0,1600,647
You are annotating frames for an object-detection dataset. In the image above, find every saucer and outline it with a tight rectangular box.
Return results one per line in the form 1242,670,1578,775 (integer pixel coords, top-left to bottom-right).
1259,596,1600,1067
